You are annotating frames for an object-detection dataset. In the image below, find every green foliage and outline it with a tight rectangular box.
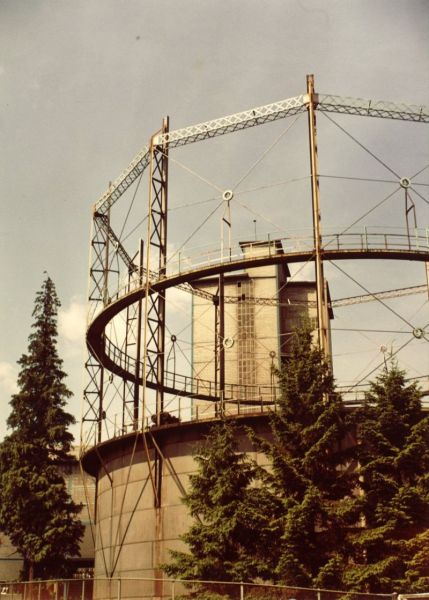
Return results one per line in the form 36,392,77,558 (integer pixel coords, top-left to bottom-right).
0,276,84,580
345,363,429,593
164,320,429,595
253,320,357,588
163,420,279,596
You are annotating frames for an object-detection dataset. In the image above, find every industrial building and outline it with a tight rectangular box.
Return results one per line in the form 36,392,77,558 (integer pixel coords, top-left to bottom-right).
80,77,429,599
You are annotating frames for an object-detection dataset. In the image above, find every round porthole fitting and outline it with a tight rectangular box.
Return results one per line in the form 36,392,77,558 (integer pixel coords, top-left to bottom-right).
400,177,411,189
222,189,234,202
413,327,424,339
223,336,234,349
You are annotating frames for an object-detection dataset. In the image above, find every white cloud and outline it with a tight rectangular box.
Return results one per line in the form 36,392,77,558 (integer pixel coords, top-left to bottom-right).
0,361,18,396
0,362,18,440
58,297,86,345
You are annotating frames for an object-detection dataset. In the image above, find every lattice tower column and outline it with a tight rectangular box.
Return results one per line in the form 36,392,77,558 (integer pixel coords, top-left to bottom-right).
82,212,111,447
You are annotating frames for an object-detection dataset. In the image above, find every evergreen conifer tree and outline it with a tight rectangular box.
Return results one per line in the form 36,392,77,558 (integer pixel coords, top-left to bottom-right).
253,321,357,588
0,276,84,580
345,363,429,592
163,420,280,598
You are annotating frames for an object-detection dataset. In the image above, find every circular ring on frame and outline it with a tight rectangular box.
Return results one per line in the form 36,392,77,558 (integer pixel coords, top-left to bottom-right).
412,327,424,339
223,336,234,349
400,177,411,189
222,190,234,202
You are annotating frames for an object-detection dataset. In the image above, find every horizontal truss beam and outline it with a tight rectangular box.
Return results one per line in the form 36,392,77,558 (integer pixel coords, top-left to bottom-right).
221,284,427,308
94,93,429,215
317,94,429,122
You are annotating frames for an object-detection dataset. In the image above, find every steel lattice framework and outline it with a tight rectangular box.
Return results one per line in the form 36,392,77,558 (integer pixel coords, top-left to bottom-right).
93,94,429,216
79,77,429,586
82,77,429,456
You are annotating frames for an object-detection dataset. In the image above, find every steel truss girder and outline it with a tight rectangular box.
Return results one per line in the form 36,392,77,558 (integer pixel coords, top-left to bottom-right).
94,91,428,216
220,284,427,308
94,213,214,303
317,94,429,122
95,214,138,275
154,95,307,147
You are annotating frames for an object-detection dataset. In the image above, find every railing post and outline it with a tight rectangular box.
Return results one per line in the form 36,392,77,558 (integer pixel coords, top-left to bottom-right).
240,582,244,600
81,579,85,600
317,590,321,600
117,577,121,600
172,580,175,599
38,582,41,600
364,226,368,249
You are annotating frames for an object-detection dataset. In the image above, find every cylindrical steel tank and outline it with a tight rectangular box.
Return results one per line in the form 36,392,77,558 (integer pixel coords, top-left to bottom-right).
82,414,271,600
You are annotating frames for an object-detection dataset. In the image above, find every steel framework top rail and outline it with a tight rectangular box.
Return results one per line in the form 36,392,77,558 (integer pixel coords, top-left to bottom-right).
93,93,429,215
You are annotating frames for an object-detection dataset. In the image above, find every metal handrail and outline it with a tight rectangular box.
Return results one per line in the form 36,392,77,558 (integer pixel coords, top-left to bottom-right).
97,229,428,311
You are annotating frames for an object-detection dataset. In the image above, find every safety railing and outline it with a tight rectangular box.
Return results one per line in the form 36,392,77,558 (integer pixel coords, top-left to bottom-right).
0,576,398,600
98,228,428,311
104,335,281,402
80,380,429,449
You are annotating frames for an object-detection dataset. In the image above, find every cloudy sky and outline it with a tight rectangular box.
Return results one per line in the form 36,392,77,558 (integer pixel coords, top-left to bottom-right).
0,0,428,440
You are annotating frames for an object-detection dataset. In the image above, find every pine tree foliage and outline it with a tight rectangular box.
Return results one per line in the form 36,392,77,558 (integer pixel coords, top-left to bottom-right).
253,321,357,588
163,421,280,597
345,363,429,593
0,276,84,580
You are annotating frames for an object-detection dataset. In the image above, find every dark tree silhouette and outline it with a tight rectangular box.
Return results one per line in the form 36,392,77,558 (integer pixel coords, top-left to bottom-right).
0,276,84,580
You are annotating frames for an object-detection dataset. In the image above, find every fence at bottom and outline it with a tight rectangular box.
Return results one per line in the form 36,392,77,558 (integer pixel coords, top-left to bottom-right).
0,577,413,600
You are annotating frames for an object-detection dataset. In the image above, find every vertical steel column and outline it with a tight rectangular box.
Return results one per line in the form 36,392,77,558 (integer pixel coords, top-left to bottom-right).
143,118,169,423
122,249,140,432
218,274,225,411
82,212,111,445
307,75,329,358
213,274,225,415
141,118,169,511
133,240,144,428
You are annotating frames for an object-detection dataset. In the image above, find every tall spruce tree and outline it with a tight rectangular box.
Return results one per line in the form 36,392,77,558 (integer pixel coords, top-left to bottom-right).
253,321,357,588
0,276,84,580
345,363,429,593
163,420,280,598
